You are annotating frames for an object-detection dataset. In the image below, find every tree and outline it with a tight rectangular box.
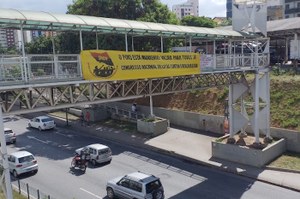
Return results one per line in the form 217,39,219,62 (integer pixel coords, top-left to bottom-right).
60,0,179,52
0,44,5,54
218,18,232,27
67,0,144,20
25,35,58,54
181,16,217,28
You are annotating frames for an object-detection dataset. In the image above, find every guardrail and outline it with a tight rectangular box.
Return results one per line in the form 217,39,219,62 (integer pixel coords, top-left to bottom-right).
201,53,269,72
0,54,82,85
15,179,56,199
0,52,268,85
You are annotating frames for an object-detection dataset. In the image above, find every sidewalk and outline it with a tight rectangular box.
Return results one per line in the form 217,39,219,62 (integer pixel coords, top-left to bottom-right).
53,115,300,192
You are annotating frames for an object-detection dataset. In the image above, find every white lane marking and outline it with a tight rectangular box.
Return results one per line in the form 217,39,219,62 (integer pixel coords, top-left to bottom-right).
27,136,49,144
80,188,102,199
54,131,74,138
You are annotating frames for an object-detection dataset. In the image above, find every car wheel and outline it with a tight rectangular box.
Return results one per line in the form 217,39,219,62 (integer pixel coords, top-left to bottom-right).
106,187,115,199
92,159,97,166
38,126,42,131
152,190,163,199
13,170,18,178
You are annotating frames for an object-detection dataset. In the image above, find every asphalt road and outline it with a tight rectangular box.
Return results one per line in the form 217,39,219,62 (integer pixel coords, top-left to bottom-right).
3,115,300,199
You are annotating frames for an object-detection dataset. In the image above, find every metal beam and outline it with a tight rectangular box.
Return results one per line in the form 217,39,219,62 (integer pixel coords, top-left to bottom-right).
0,71,252,116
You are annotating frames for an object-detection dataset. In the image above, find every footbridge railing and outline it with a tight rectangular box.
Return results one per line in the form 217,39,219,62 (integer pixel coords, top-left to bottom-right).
0,53,269,86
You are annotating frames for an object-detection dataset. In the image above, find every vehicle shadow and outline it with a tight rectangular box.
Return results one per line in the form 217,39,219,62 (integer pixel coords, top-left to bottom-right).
87,161,111,169
68,167,86,176
10,171,38,181
3,115,21,123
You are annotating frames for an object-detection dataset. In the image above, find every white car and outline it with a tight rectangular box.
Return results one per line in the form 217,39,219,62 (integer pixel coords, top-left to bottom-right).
75,143,112,166
7,151,38,178
28,116,56,131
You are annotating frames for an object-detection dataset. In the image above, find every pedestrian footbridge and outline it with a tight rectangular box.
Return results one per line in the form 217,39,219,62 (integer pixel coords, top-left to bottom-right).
0,8,270,145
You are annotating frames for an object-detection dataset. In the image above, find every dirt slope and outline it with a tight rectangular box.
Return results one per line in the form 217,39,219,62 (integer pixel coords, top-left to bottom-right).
128,76,300,131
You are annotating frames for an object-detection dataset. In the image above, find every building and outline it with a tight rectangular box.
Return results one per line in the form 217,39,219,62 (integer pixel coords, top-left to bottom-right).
0,28,18,50
6,29,17,48
0,29,7,49
227,0,284,21
226,0,233,18
284,0,300,18
172,0,199,19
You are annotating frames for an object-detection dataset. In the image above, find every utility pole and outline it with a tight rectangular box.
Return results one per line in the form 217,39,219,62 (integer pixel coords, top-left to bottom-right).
0,108,13,199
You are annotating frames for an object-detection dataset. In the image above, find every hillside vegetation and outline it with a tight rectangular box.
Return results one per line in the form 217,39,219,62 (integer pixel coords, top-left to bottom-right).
135,74,300,131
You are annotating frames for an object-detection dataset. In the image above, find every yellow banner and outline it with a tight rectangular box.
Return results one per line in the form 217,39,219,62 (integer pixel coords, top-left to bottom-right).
80,50,200,81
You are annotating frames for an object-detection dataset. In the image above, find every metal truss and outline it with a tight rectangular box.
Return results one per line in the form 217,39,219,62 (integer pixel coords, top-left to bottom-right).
0,71,251,116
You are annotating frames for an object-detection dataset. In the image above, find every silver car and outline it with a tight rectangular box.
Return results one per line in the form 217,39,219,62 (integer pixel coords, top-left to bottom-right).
4,128,16,144
106,172,164,199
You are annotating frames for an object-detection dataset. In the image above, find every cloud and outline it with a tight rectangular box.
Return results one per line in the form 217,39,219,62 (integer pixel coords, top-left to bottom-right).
199,0,226,17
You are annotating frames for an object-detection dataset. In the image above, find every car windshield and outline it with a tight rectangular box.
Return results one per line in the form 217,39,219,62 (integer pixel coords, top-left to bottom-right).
18,155,34,163
145,179,162,194
41,118,53,122
4,130,13,134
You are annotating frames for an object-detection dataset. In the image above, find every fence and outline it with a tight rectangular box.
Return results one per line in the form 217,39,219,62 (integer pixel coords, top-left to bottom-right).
106,105,146,122
15,179,56,199
0,54,82,85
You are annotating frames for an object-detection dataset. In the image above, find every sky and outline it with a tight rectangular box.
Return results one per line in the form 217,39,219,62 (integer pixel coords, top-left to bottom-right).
0,0,226,18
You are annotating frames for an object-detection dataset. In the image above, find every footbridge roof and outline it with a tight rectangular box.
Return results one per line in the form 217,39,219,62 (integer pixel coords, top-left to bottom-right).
0,8,248,39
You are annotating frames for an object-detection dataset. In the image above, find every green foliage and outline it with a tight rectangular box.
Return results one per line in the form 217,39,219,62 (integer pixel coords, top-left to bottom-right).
0,44,19,54
269,75,300,131
217,87,229,102
68,0,144,20
62,0,179,53
25,35,57,54
181,16,216,28
36,68,45,76
138,0,179,24
218,18,232,27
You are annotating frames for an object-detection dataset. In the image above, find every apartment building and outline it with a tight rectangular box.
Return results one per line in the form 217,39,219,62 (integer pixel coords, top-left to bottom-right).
172,0,199,19
285,0,300,18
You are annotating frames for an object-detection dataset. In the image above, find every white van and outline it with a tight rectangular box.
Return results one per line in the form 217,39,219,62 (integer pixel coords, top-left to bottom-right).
75,143,112,166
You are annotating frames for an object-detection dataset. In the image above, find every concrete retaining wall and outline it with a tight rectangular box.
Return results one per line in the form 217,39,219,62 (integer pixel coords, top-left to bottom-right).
212,137,287,167
137,117,169,136
103,102,300,152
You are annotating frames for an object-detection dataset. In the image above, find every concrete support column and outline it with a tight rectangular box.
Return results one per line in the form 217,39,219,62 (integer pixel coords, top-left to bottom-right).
254,72,260,144
240,96,247,138
228,84,234,139
0,108,13,199
150,95,154,117
266,71,271,139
